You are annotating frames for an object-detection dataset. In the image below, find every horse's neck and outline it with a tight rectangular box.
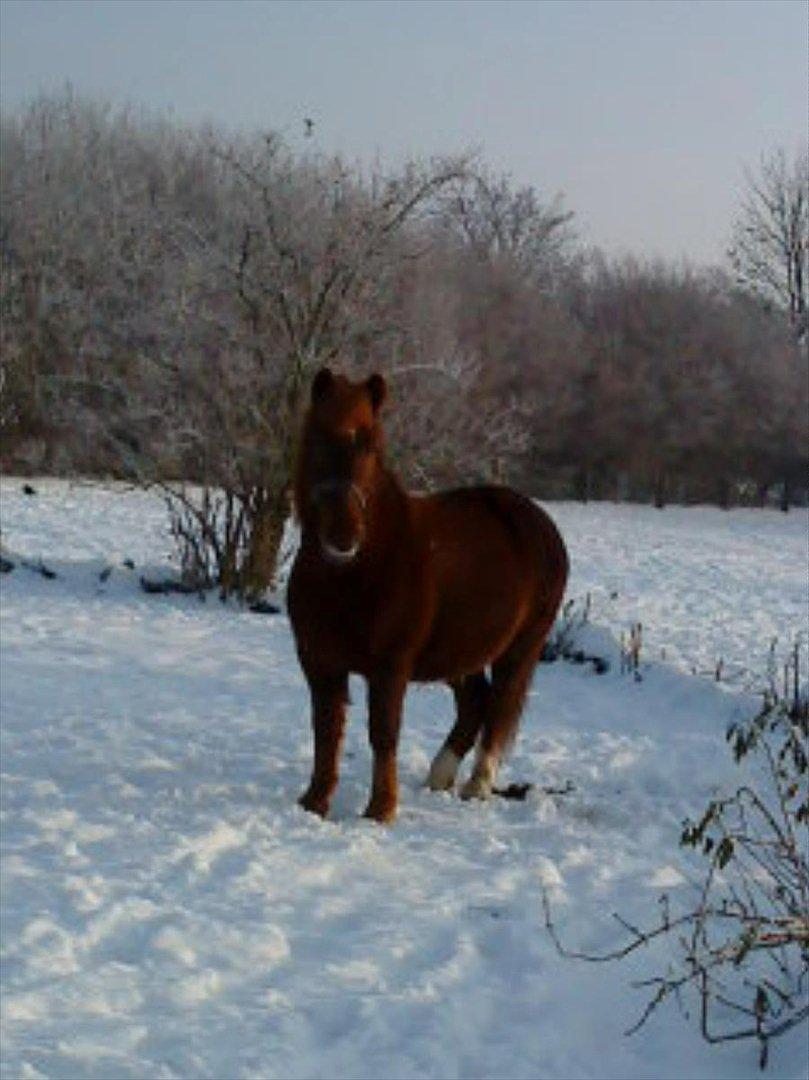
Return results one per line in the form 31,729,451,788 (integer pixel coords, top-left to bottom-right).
369,466,411,539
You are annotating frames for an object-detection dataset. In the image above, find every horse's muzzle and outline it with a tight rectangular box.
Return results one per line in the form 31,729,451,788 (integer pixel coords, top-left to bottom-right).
312,480,366,565
321,539,361,564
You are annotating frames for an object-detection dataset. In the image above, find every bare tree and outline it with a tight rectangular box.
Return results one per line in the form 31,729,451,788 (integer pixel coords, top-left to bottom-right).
560,253,808,508
161,136,471,598
0,91,200,474
4,92,804,528
429,171,582,490
729,149,808,339
439,167,574,290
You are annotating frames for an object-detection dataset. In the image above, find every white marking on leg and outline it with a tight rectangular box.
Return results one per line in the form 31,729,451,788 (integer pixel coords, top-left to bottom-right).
426,746,460,791
460,746,498,800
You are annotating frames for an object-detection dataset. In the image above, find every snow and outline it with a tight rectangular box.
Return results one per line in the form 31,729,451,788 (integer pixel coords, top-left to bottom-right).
1,478,807,1080
548,500,807,686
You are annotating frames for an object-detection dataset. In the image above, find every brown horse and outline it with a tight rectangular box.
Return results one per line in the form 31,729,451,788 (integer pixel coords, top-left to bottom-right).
288,368,569,823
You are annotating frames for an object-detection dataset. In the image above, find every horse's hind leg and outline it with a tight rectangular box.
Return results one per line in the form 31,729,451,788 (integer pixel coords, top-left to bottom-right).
426,672,490,791
460,621,552,801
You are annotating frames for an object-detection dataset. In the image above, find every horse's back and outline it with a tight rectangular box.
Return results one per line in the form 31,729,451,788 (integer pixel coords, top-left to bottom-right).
410,485,568,680
418,485,567,590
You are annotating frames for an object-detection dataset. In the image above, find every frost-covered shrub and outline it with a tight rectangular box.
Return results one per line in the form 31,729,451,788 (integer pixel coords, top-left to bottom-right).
545,641,808,1070
675,672,808,1068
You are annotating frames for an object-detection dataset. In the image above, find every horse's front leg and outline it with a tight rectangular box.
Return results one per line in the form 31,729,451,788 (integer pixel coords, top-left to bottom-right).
299,671,349,818
364,666,409,823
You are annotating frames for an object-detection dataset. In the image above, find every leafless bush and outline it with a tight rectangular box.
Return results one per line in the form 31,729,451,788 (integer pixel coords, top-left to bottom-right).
544,642,808,1069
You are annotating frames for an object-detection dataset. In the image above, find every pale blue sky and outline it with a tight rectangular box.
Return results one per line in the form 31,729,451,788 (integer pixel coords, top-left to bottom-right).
1,0,806,265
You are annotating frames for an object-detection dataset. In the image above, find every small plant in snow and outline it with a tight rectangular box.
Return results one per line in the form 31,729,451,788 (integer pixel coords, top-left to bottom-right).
543,595,590,661
620,622,643,681
542,593,609,674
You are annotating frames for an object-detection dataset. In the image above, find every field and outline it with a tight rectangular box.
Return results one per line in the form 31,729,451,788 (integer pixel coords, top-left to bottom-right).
1,479,806,1080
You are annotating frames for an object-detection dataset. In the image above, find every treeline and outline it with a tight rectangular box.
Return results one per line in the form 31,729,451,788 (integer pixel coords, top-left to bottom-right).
1,91,806,521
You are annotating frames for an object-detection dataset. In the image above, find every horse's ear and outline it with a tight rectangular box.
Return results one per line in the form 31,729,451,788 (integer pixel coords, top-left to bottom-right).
311,367,334,405
366,373,387,414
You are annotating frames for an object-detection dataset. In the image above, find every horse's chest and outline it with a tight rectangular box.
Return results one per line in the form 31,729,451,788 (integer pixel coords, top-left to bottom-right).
317,593,373,658
288,565,396,672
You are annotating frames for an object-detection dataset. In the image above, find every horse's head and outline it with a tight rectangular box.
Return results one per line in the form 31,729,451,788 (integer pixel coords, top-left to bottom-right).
296,368,388,565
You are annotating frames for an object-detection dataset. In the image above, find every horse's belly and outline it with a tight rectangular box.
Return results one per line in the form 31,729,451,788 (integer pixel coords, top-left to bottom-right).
411,645,499,682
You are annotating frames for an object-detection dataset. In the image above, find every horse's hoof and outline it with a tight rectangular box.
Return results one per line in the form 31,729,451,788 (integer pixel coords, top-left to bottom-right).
362,800,397,824
298,791,329,817
426,747,460,791
459,774,493,801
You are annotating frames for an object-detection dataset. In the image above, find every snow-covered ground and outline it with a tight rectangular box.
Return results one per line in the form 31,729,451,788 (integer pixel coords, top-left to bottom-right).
1,479,807,1080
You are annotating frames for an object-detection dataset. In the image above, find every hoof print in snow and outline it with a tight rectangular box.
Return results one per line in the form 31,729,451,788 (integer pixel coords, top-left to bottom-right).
492,780,573,801
493,782,534,801
20,558,56,579
542,779,575,797
248,599,282,615
140,576,199,596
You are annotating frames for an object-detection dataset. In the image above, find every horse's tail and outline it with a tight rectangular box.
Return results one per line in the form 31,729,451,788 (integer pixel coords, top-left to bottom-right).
496,501,569,755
